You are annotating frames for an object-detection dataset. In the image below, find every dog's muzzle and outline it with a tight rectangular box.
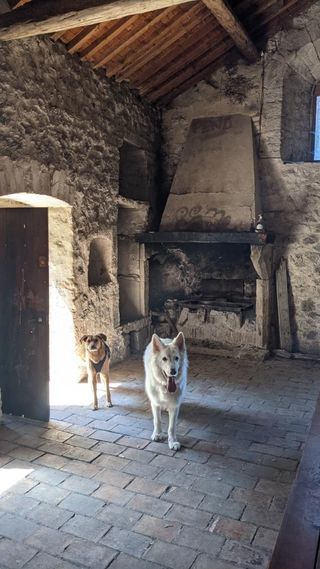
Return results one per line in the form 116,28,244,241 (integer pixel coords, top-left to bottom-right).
167,376,177,393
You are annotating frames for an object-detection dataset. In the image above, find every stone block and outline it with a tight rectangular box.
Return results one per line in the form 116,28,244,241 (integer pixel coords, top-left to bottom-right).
241,506,283,530
220,540,269,569
101,526,152,558
60,474,100,495
134,514,181,542
61,514,109,541
25,526,73,555
0,513,39,541
63,538,117,569
128,494,172,518
173,525,225,556
58,492,104,516
209,515,257,543
26,482,70,505
24,552,83,569
126,477,168,497
27,503,74,529
91,484,134,506
145,540,197,569
252,527,278,550
108,552,167,569
97,503,142,529
0,538,37,569
165,504,212,529
161,486,204,508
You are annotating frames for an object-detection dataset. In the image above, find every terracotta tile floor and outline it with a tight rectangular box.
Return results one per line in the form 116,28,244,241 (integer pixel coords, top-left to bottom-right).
0,354,319,569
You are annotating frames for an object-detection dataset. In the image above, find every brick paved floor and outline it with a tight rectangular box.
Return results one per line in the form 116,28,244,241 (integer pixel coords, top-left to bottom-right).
0,354,320,569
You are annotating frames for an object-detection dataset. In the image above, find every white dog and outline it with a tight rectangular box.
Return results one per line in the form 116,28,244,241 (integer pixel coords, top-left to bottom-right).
144,332,188,451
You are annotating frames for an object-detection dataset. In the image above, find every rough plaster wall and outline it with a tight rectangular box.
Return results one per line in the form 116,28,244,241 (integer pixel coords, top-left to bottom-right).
162,2,320,355
0,36,160,365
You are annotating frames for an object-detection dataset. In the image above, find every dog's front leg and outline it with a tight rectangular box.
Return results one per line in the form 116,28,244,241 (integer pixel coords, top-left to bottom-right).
168,406,181,451
100,368,113,408
88,368,98,410
151,403,164,441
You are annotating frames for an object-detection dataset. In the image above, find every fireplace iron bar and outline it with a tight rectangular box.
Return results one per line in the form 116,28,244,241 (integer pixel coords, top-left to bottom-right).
137,231,271,245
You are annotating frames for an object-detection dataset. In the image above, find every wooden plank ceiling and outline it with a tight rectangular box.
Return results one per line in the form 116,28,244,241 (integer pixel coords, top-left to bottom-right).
3,0,315,105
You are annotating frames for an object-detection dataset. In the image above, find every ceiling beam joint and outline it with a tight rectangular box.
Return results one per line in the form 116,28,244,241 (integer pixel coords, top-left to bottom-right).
201,0,259,62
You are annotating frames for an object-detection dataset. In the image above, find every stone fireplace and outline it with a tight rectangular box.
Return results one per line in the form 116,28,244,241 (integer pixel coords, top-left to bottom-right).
139,115,274,354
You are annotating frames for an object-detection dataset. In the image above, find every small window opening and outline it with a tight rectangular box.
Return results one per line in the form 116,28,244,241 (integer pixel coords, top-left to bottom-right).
313,85,320,160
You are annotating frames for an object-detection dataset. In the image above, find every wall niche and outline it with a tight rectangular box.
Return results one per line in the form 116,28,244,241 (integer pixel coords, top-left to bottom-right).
88,237,112,287
119,141,148,201
118,236,144,324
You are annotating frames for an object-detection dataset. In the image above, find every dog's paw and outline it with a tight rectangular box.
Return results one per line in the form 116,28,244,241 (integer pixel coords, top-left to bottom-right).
92,404,98,411
168,440,181,451
106,401,113,408
151,432,165,442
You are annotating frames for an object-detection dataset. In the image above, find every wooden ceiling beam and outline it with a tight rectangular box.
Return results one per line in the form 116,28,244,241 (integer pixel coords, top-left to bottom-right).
148,36,234,102
106,3,202,78
155,0,301,104
78,15,140,60
201,0,259,62
7,0,30,8
136,2,255,89
134,0,255,89
139,26,227,95
158,48,236,104
66,24,100,54
92,6,176,68
0,0,197,41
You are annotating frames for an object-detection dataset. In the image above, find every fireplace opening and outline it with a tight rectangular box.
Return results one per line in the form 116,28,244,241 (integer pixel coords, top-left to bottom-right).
149,242,258,348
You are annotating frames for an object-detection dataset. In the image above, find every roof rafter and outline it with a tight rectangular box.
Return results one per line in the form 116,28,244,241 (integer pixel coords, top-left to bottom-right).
0,0,197,41
106,3,202,79
201,0,259,62
66,24,101,54
79,15,140,60
148,36,234,102
92,6,176,68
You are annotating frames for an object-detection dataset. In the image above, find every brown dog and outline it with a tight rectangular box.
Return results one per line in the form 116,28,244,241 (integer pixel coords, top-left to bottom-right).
81,334,112,410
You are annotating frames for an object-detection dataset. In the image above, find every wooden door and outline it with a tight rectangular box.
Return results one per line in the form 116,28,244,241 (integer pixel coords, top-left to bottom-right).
0,208,49,421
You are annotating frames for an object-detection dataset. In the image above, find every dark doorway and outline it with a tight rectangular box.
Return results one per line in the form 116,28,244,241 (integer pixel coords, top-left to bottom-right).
0,208,49,421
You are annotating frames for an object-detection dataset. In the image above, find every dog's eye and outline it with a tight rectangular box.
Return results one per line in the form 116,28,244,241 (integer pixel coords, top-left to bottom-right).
162,357,168,362
175,356,179,361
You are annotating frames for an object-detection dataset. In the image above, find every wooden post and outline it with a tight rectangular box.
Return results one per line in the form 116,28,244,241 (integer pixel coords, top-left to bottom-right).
255,279,271,349
276,258,292,352
250,244,273,349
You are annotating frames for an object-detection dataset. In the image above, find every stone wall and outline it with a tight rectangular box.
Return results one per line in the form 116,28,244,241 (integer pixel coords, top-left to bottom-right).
0,36,160,367
162,2,320,355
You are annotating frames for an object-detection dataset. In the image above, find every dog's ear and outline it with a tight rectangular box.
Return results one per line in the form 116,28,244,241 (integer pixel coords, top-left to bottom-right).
80,335,88,343
152,334,164,353
173,331,185,352
97,333,107,342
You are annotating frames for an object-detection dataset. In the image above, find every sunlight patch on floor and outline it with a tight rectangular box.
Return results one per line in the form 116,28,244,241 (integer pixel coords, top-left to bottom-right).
0,467,34,497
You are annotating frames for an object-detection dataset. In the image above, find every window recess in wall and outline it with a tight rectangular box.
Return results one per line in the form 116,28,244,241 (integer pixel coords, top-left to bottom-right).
119,141,148,202
88,237,112,287
313,84,320,161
